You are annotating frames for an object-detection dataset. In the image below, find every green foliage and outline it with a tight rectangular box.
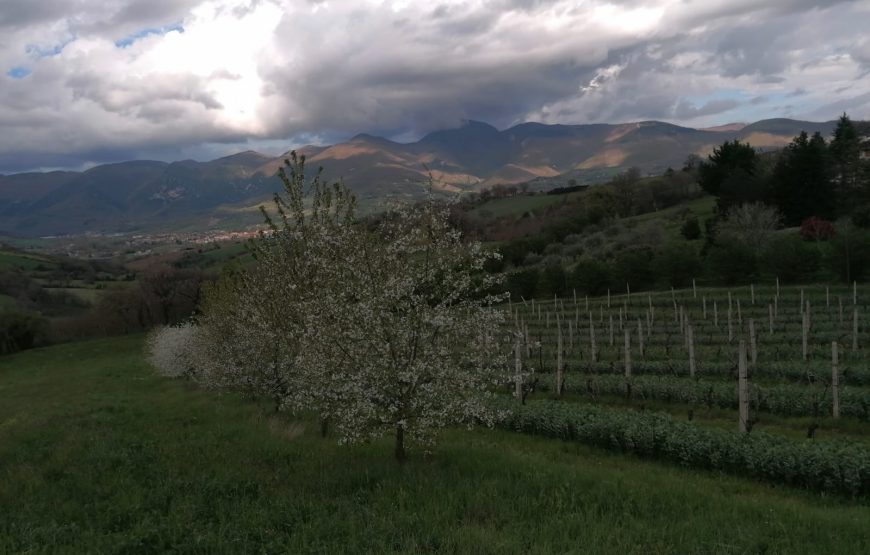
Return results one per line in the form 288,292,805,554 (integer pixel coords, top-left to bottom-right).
505,267,539,300
612,247,654,291
538,262,567,298
498,400,870,497
680,217,701,240
4,338,870,553
761,235,821,283
0,310,45,354
698,140,759,209
770,131,834,226
830,113,862,208
706,243,757,285
651,243,701,288
569,259,611,296
534,374,870,420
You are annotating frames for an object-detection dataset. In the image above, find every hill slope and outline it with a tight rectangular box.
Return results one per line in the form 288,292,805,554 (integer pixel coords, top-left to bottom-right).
0,118,835,236
1,336,868,553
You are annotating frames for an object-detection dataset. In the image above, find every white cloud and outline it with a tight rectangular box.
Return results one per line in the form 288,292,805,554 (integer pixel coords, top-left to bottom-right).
0,0,869,172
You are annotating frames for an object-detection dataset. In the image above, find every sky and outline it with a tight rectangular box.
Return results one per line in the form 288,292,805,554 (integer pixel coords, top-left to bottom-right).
1,0,869,173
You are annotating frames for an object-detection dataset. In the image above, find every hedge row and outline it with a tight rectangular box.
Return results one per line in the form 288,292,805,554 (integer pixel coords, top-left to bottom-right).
518,358,870,386
533,374,870,419
495,399,870,497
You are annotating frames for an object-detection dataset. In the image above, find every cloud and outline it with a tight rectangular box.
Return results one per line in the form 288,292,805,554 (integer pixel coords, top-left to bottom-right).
0,0,869,173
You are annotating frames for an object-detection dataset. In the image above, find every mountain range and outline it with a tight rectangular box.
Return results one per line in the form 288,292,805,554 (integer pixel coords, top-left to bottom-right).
0,118,836,237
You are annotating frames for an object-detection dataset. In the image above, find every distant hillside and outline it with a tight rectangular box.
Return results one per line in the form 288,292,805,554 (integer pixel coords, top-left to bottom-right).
0,117,836,236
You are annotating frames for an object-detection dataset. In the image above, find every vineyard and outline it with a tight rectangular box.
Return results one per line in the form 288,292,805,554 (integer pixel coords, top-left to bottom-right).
501,283,870,497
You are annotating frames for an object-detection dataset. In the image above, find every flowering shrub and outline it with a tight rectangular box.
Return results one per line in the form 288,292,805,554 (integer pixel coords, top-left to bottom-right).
146,323,198,378
800,217,836,241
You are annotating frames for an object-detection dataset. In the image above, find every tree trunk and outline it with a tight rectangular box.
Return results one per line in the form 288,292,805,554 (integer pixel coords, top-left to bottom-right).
394,426,406,462
320,417,329,438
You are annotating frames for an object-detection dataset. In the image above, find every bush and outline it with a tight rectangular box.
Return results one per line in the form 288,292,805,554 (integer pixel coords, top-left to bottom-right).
569,259,612,296
800,217,836,241
497,399,870,497
761,235,821,283
505,268,539,300
651,244,701,288
146,323,198,378
0,310,46,355
538,263,567,298
706,243,757,285
680,217,702,240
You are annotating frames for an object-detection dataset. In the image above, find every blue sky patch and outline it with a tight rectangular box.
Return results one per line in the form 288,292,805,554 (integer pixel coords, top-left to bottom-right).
115,24,184,48
7,66,31,79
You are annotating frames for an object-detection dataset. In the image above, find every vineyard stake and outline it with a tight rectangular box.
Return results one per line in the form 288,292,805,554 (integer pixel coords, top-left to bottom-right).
556,316,564,397
738,340,750,433
688,324,696,378
749,318,757,366
832,341,840,419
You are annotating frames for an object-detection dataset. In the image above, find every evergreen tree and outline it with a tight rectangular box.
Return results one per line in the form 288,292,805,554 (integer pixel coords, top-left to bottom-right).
830,112,861,209
769,131,834,225
698,140,760,211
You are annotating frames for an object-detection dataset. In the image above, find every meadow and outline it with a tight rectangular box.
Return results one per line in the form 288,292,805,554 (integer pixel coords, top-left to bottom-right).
2,321,870,553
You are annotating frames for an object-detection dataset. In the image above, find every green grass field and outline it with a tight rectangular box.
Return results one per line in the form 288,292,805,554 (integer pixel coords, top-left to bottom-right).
2,336,869,553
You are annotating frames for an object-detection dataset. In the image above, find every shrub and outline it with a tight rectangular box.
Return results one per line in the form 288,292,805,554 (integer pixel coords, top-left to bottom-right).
0,310,46,355
496,400,870,497
680,217,702,240
146,323,198,378
800,217,836,241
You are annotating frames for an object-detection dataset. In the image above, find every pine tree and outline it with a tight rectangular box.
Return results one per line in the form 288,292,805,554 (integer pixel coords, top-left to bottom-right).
770,131,834,225
830,113,861,205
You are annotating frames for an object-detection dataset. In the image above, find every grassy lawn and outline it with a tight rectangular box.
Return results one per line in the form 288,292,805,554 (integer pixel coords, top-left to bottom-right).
468,194,567,219
1,337,869,553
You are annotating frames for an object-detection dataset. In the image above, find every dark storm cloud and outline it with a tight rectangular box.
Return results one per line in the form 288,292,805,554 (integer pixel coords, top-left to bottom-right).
0,0,869,173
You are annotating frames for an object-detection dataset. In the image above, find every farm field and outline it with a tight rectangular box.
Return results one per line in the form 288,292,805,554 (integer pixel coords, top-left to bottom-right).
505,284,870,496
1,336,870,553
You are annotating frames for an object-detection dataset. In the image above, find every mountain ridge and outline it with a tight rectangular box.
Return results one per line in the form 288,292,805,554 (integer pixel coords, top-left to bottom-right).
0,117,837,236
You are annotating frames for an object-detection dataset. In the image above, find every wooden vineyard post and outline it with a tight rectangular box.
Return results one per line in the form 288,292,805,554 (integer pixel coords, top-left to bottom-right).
802,311,809,361
585,295,589,312
854,281,858,306
693,278,697,299
826,286,830,308
776,276,780,298
637,319,644,359
573,289,577,307
514,333,523,401
688,324,696,378
751,283,755,305
832,341,840,419
853,308,859,352
774,294,778,319
568,321,574,353
738,340,750,433
768,304,774,335
627,282,631,304
546,311,550,329
609,314,614,346
839,296,844,325
588,312,597,362
607,289,611,308
800,288,804,313
714,301,719,328
556,317,564,397
624,328,632,395
703,296,707,320
737,299,742,327
749,318,757,366
727,303,733,342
